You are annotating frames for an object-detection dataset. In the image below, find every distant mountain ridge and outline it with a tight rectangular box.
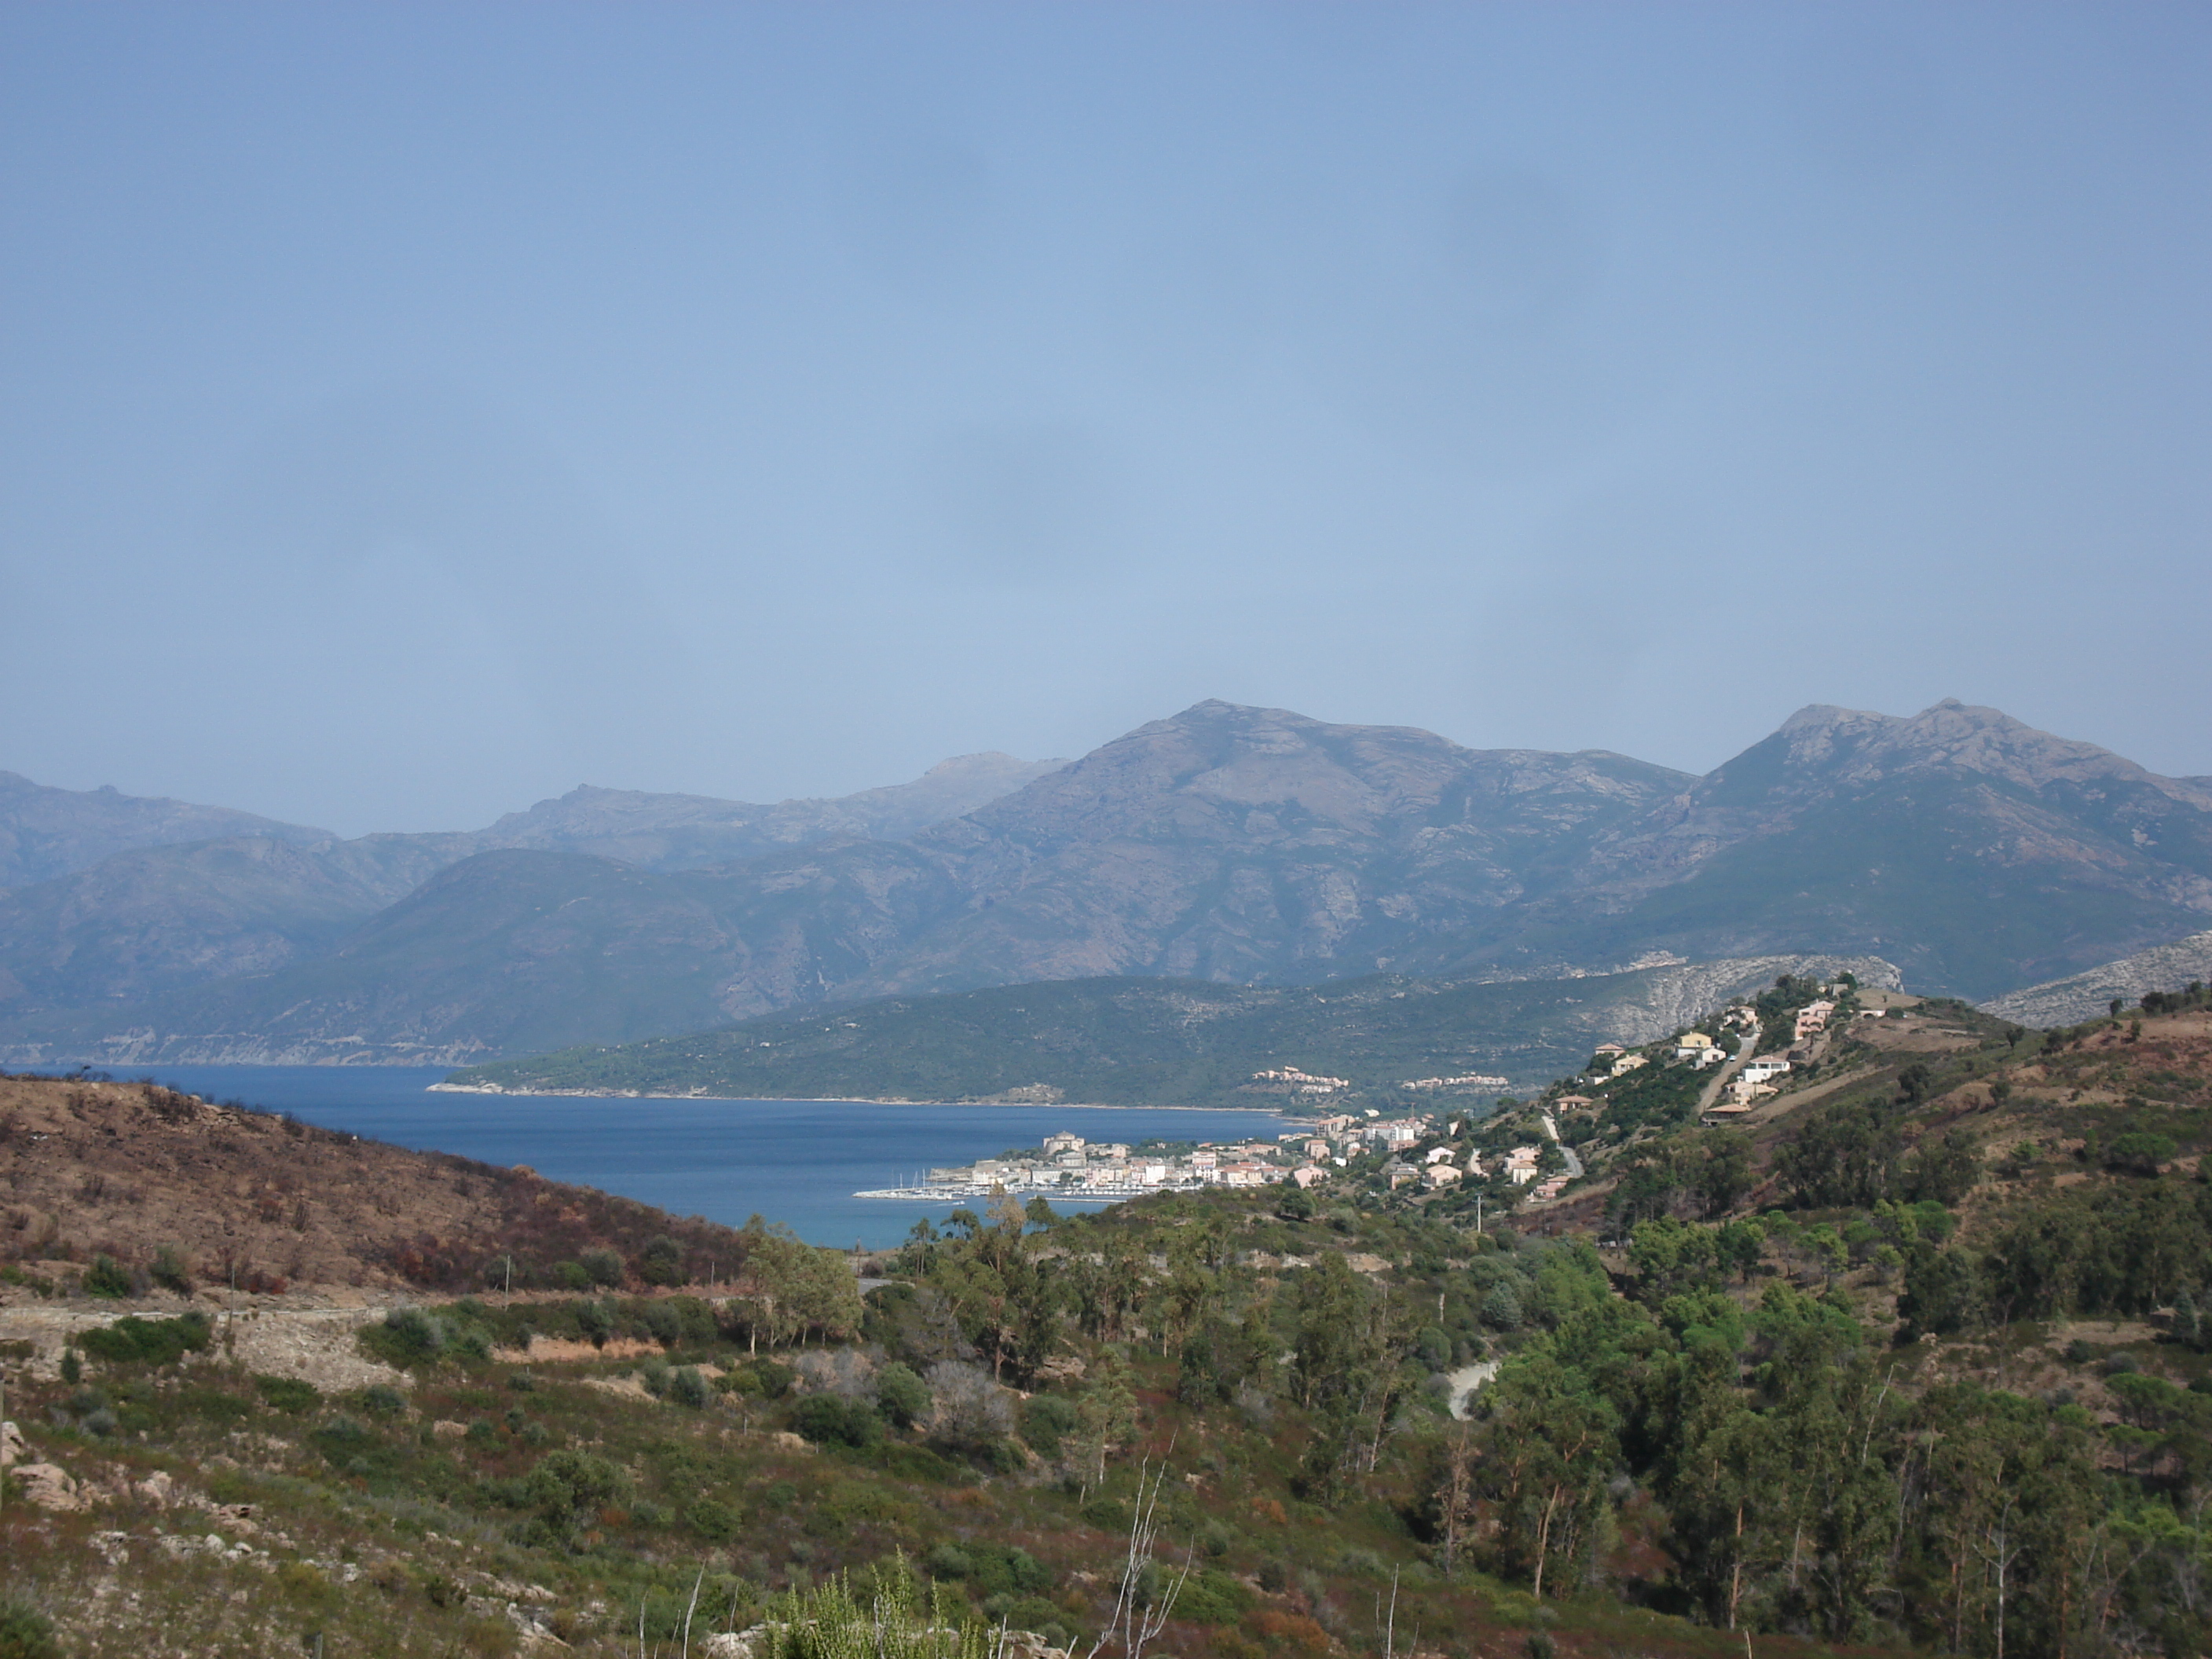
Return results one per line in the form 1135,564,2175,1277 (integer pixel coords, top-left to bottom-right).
0,770,330,889
2,698,2209,1067
0,753,1064,1016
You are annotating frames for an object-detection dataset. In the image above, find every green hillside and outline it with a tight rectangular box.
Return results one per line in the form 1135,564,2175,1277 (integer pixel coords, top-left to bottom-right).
444,955,1877,1105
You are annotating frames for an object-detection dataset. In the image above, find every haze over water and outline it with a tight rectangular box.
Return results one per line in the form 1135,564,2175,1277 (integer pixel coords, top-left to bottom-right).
116,1065,1291,1249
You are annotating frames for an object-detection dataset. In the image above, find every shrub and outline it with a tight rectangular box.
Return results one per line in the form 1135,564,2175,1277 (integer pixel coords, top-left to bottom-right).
253,1374,321,1414
526,1449,632,1536
668,1366,710,1409
76,1312,211,1368
82,1254,132,1298
1018,1393,1078,1457
358,1384,408,1418
149,1245,194,1296
925,1544,973,1580
641,1358,672,1398
876,1362,931,1429
573,1299,614,1346
687,1496,741,1543
793,1393,883,1449
0,1597,60,1659
638,1236,686,1287
1481,1281,1523,1331
362,1306,449,1364
578,1247,624,1288
555,1262,592,1291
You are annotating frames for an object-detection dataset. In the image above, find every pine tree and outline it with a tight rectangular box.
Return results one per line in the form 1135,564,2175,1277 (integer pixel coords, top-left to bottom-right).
2174,1286,2202,1352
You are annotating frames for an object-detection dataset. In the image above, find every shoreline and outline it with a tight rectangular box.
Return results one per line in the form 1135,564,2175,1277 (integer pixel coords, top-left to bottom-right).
427,1082,1298,1114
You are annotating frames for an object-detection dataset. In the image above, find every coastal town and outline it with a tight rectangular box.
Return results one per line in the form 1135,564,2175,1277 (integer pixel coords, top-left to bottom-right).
855,973,1873,1218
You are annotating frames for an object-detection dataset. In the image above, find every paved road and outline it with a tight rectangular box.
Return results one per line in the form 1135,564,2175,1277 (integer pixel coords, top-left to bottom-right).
1695,1022,1760,1115
1538,1112,1584,1178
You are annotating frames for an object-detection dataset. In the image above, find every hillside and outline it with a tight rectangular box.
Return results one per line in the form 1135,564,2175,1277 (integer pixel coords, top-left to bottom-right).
448,954,1899,1106
5,698,2211,1065
8,988,2212,1657
0,1071,755,1294
1979,927,2212,1026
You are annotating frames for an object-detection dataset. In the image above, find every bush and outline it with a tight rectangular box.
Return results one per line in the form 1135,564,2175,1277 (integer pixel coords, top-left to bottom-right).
556,1262,592,1291
358,1384,408,1418
925,1544,974,1580
1018,1393,1077,1457
578,1247,624,1288
0,1597,60,1659
1481,1281,1523,1331
253,1374,321,1414
668,1366,710,1409
362,1306,450,1364
686,1496,740,1542
76,1312,212,1368
793,1393,883,1449
149,1245,194,1296
573,1298,614,1346
638,1236,686,1287
876,1362,930,1429
82,1254,132,1298
526,1449,632,1536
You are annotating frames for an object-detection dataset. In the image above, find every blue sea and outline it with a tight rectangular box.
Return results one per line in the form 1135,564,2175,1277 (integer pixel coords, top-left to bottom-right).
101,1066,1291,1249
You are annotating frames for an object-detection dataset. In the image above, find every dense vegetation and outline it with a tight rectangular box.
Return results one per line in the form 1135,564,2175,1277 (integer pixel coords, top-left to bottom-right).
8,983,2212,1657
445,963,1805,1108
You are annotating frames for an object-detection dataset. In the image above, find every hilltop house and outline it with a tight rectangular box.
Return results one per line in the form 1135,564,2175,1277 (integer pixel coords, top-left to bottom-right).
1742,1058,1793,1084
1423,1163,1463,1189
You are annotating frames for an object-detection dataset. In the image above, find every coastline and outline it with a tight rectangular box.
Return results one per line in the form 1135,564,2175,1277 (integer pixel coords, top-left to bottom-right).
427,1082,1297,1114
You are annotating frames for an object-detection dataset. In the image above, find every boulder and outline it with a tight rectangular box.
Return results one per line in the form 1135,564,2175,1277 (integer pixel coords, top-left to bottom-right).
13,1462,88,1512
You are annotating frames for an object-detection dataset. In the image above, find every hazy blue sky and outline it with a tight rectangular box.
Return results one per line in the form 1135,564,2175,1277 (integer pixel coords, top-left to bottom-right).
4,3,2207,834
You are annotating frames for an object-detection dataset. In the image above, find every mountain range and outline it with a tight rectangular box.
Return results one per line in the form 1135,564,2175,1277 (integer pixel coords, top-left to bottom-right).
2,698,2208,1067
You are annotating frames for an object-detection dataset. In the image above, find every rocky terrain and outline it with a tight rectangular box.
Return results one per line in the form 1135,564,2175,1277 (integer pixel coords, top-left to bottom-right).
1980,926,2212,1026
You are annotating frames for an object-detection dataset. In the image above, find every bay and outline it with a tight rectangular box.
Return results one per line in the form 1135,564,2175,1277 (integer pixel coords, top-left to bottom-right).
106,1064,1292,1248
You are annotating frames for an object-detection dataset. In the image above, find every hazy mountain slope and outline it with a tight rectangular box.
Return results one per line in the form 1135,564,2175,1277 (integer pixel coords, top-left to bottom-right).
8,699,2210,1064
860,700,1694,994
475,752,1065,870
0,843,973,1065
0,770,328,888
1469,701,2212,998
449,952,1900,1105
1979,928,2212,1026
0,754,1060,1020
0,832,475,1010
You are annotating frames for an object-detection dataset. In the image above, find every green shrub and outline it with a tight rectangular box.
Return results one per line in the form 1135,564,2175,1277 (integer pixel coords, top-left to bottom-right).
1017,1393,1076,1457
877,1362,930,1429
669,1366,710,1409
253,1374,321,1414
361,1306,450,1364
0,1597,60,1659
925,1544,974,1580
149,1245,194,1296
792,1393,883,1448
556,1262,592,1291
638,1236,686,1287
687,1496,741,1542
526,1449,632,1537
82,1254,131,1298
357,1384,407,1418
578,1247,624,1287
574,1299,614,1345
76,1312,211,1368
